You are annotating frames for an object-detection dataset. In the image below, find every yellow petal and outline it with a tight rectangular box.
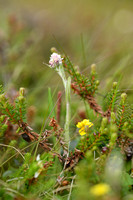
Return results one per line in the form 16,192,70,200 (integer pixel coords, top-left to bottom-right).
90,183,110,196
76,122,82,128
79,131,86,136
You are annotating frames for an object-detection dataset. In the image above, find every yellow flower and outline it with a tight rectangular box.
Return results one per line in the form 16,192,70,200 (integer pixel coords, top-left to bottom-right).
76,119,93,136
90,183,110,196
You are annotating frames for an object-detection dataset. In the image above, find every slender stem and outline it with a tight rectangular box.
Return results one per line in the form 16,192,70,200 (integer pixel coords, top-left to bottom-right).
64,76,71,144
67,175,76,200
57,65,71,146
0,143,25,167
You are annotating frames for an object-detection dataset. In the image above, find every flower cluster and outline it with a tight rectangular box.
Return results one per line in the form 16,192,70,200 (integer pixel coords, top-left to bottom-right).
90,183,110,196
49,53,62,68
76,119,93,136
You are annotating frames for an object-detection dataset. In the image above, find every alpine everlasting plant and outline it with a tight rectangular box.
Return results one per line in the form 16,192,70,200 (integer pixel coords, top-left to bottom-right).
0,45,133,200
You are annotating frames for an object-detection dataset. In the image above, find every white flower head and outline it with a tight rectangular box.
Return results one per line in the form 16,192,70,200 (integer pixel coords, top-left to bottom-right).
49,53,63,68
36,154,40,161
34,171,40,178
34,154,44,178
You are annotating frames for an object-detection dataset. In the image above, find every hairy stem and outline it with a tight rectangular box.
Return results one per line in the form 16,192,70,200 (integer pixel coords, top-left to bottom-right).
64,76,71,145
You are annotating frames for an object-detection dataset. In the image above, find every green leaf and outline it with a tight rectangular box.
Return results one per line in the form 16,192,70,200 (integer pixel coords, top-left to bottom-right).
48,87,55,118
122,172,133,186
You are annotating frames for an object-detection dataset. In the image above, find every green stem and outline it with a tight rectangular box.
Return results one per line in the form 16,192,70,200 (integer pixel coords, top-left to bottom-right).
57,65,71,147
58,65,67,89
64,76,71,144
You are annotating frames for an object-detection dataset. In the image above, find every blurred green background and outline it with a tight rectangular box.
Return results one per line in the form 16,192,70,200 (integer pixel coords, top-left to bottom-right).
0,0,133,129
